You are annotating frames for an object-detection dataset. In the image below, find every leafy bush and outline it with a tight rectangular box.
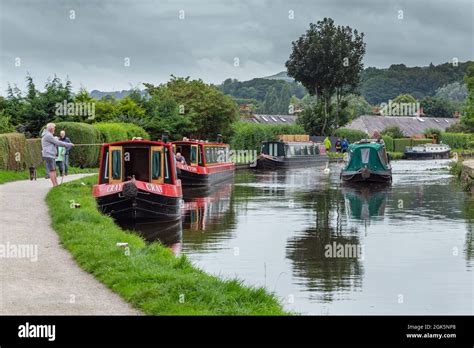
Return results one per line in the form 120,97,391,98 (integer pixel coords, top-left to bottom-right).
55,122,102,167
381,126,405,139
423,127,442,140
439,132,473,149
0,133,27,170
25,138,43,168
381,135,394,151
334,128,367,143
230,121,305,151
393,138,412,153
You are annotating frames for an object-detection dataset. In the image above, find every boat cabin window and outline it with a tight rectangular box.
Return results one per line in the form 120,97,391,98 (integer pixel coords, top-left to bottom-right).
361,148,370,164
122,146,150,182
284,143,318,157
262,142,285,157
204,145,228,165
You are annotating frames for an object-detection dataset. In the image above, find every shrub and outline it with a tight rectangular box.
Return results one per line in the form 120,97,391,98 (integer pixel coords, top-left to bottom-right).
0,133,27,170
25,138,43,168
423,127,442,140
230,121,305,151
93,122,150,143
381,135,394,152
393,138,412,153
55,122,102,167
381,126,405,139
334,128,368,143
439,132,473,149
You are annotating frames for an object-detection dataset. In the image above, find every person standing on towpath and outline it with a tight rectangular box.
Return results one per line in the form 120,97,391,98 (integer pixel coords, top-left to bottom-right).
41,123,74,187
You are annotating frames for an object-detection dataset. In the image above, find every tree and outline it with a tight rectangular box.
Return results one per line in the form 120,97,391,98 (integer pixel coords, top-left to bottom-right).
381,126,405,139
144,76,238,140
462,62,474,132
421,96,456,118
392,93,417,104
286,18,366,134
262,87,278,114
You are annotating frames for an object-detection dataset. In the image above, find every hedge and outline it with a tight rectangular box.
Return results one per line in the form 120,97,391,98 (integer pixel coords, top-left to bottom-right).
439,132,473,149
0,133,27,170
230,121,305,151
381,135,394,152
393,138,412,153
25,138,43,168
55,122,102,168
93,122,149,143
412,138,433,146
334,128,368,143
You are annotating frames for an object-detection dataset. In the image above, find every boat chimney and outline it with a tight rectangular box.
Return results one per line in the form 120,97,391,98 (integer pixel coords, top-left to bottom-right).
161,132,169,143
216,134,223,143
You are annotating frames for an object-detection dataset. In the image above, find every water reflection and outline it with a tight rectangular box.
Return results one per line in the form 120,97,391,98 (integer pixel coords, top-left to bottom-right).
116,219,183,255
181,183,236,251
342,185,389,222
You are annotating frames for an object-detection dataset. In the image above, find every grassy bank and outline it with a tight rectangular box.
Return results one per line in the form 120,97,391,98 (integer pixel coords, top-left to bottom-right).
46,175,287,315
0,167,98,185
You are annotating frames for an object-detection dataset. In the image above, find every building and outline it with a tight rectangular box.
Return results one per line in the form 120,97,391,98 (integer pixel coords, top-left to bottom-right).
345,115,459,137
242,114,298,125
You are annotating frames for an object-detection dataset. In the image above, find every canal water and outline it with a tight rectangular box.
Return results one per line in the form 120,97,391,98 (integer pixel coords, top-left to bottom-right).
129,159,474,315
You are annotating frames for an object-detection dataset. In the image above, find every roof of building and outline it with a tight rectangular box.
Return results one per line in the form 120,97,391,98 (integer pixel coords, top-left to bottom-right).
242,114,298,125
345,115,459,137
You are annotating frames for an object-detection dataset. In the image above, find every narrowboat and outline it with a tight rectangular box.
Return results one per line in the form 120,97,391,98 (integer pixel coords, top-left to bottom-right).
404,143,450,160
340,139,392,183
254,140,325,170
92,139,182,221
171,140,235,187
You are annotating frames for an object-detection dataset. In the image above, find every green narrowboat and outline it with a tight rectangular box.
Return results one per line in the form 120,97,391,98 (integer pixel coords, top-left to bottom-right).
340,139,392,183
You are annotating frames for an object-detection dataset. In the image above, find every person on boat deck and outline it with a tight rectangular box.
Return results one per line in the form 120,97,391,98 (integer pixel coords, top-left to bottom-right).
335,138,342,153
55,137,66,177
59,130,71,176
175,152,186,165
324,137,331,152
41,123,74,187
341,138,349,153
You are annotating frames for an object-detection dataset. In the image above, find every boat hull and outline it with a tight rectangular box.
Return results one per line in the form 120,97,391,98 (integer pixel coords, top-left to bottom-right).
341,169,392,184
404,150,450,160
255,155,326,170
177,164,235,187
93,181,182,221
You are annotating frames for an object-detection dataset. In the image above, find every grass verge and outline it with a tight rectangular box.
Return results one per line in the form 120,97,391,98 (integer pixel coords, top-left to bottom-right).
46,175,288,315
0,167,98,185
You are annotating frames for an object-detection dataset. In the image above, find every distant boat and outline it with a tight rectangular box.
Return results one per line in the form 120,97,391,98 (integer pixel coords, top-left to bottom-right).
404,143,450,160
171,140,235,187
254,139,325,169
341,139,392,183
92,140,182,221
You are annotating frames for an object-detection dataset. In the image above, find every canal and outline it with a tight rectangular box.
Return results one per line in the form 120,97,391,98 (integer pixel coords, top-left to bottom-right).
128,159,474,315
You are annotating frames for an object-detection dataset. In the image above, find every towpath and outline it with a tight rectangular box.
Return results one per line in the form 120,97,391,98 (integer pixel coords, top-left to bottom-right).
0,175,140,314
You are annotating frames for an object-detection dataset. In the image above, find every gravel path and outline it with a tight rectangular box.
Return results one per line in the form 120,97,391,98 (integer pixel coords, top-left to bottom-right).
0,175,140,315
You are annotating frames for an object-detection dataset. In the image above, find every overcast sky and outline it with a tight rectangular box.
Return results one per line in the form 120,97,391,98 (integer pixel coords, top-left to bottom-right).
0,0,473,94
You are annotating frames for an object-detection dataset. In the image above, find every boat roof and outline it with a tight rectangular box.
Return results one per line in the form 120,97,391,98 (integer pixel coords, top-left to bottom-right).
349,141,385,150
172,140,229,146
263,140,319,145
106,139,169,147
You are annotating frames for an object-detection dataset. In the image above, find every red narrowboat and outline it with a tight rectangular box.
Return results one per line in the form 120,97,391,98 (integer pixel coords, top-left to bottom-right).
92,140,182,221
171,140,235,187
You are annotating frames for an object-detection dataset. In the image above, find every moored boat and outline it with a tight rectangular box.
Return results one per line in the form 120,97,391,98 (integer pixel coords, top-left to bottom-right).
254,136,325,170
341,139,392,183
171,139,235,187
404,143,450,160
92,139,182,221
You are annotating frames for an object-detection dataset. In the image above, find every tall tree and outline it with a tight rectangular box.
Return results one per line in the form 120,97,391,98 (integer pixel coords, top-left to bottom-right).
462,62,474,131
286,18,366,134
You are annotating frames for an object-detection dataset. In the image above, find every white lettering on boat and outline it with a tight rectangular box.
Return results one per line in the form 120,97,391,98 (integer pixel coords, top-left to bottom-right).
145,183,163,193
179,164,197,172
106,184,122,193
